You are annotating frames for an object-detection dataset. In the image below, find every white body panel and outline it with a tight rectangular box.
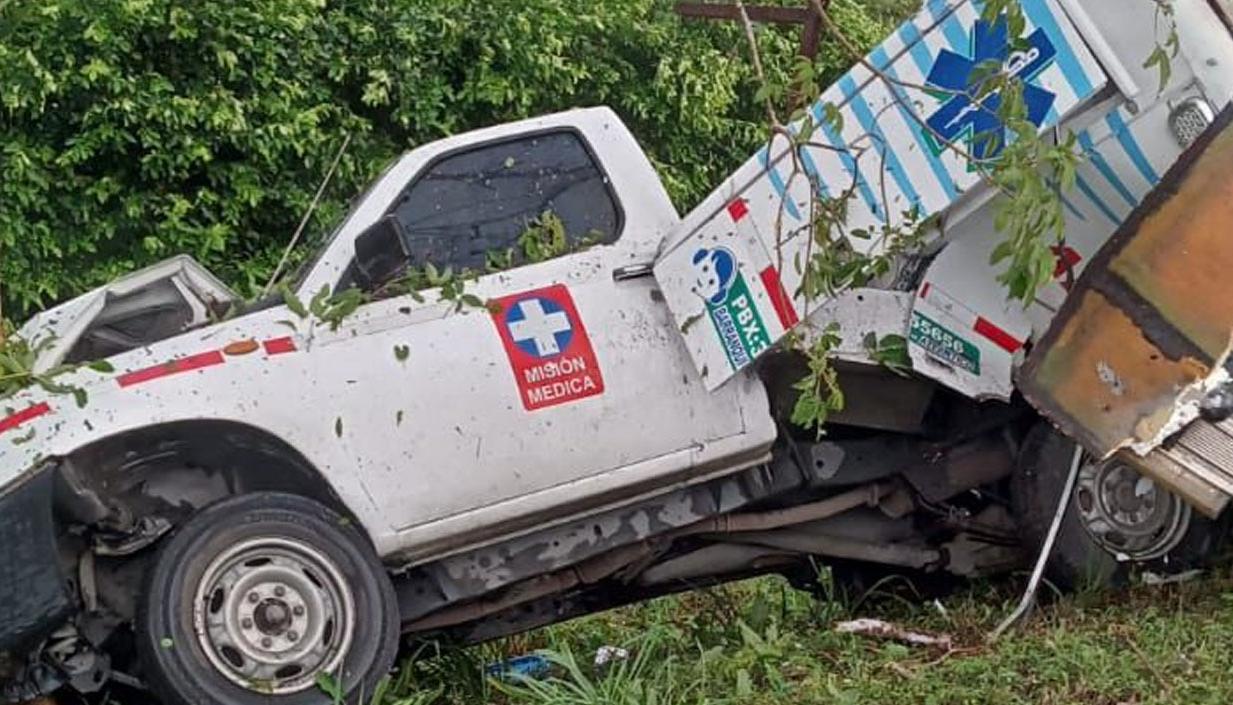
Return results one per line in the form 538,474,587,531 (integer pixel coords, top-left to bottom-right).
654,0,1233,405
655,0,1108,390
0,108,775,566
910,0,1233,400
5,0,1233,574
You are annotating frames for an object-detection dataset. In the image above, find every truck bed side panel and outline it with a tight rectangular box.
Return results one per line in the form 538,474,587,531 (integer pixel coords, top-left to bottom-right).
655,0,1107,389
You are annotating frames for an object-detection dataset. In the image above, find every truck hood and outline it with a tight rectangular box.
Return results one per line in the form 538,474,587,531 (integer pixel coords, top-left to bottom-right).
17,255,238,372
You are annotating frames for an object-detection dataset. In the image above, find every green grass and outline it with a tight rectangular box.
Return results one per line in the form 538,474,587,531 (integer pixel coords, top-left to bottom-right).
380,566,1233,705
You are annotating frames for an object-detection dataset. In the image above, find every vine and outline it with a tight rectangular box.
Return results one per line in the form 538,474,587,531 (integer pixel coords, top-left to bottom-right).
277,210,599,338
1144,0,1180,93
735,0,1125,433
0,319,114,409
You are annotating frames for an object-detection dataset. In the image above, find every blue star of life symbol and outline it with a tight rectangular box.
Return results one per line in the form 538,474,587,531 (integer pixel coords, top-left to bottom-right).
924,17,1058,161
507,296,573,358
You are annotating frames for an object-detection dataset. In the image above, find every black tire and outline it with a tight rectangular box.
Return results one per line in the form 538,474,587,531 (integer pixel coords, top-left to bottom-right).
136,492,399,705
1011,423,1223,590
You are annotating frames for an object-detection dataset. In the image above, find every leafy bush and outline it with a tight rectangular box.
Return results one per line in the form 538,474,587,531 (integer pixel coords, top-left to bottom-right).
0,0,906,318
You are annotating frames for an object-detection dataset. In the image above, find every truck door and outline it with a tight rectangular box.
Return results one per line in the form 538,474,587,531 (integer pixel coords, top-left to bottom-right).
297,109,775,557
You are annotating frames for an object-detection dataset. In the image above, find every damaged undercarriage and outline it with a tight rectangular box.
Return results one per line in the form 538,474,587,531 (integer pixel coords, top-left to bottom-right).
4,410,1026,703
386,424,1024,642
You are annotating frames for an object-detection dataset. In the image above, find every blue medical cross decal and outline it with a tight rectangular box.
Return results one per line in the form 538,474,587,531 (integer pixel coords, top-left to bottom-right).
924,18,1058,161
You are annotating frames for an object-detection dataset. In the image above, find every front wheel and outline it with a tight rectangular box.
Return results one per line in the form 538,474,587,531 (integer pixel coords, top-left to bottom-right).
1011,423,1224,590
137,492,399,705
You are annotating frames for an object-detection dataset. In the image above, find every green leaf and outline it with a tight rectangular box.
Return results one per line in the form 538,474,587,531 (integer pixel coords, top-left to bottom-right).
334,417,343,438
1143,46,1172,94
309,284,332,318
315,672,343,701
280,283,309,319
393,344,409,362
11,428,37,445
86,360,115,373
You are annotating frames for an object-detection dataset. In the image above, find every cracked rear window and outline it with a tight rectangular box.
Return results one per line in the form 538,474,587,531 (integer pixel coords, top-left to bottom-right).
386,130,621,271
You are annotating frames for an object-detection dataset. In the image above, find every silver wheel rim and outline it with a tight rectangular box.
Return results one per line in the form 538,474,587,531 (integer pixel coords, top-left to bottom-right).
192,537,356,694
1074,457,1191,561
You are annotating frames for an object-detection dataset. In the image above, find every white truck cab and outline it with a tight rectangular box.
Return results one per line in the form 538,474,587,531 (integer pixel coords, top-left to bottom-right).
4,2,1233,704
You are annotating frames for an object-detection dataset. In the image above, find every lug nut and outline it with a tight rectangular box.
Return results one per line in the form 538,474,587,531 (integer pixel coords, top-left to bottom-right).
292,606,305,617
287,631,299,642
261,637,273,648
241,618,254,629
274,586,286,598
248,592,260,604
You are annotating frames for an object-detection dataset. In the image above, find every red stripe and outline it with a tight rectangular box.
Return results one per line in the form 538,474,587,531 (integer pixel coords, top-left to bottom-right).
974,317,1023,353
263,337,297,355
0,402,51,435
759,266,800,329
727,199,749,222
919,282,931,299
118,350,226,388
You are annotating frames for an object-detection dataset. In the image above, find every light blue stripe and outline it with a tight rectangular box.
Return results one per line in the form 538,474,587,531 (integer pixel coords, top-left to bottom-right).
788,119,833,198
899,22,936,79
1059,192,1086,221
1074,173,1120,225
1106,110,1161,185
871,45,959,204
1020,0,1093,97
1077,131,1137,208
812,102,882,219
839,75,923,210
926,0,959,23
794,142,833,199
759,146,802,221
936,6,972,57
925,0,954,17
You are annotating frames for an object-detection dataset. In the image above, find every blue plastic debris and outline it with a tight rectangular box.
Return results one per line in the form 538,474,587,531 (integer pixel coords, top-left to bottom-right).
484,653,552,681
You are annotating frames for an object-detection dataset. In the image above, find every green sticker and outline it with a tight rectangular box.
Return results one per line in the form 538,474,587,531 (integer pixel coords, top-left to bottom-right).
909,311,980,374
704,271,771,370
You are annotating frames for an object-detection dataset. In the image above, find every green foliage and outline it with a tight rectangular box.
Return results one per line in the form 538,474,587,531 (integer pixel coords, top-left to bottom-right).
862,332,910,376
291,569,1233,704
517,212,572,264
0,0,905,320
1143,0,1180,94
374,570,1233,705
789,323,845,437
385,262,485,312
0,319,113,406
495,632,702,705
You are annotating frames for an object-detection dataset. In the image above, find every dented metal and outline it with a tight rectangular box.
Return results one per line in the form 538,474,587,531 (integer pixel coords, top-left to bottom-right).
1020,107,1233,512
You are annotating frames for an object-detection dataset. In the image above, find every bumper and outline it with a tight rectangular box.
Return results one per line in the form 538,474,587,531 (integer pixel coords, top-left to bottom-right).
0,469,72,653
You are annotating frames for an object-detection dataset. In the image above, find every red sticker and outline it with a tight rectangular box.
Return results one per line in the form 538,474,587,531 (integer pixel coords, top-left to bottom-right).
490,284,605,411
727,198,749,222
759,265,799,329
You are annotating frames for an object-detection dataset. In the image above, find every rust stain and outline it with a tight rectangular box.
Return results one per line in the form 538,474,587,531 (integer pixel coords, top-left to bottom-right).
1020,106,1233,459
1109,124,1233,360
1026,290,1210,454
222,339,260,356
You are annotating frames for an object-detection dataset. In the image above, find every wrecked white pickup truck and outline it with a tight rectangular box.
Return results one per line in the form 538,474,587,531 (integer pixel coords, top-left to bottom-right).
6,1,1233,703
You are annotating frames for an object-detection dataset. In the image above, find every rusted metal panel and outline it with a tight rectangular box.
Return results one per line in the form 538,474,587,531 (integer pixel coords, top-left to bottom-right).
1020,106,1233,460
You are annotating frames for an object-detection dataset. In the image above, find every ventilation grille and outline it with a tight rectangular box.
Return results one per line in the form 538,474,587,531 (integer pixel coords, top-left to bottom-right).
1169,98,1215,148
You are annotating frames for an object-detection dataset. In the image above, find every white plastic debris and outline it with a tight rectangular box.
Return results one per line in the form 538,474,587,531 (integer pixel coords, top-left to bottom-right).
1141,569,1202,586
834,618,952,649
594,645,630,667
